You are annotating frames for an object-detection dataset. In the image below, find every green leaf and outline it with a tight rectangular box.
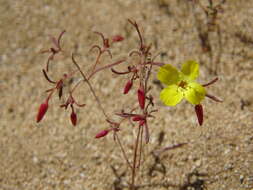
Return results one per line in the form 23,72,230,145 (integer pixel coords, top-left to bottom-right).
160,85,183,106
181,60,199,80
184,82,206,105
157,64,180,86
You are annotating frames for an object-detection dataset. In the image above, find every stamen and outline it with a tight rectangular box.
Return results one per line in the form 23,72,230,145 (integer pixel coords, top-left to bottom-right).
178,81,188,89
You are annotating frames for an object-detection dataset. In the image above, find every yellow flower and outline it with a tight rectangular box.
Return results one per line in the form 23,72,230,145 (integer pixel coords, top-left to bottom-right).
157,60,206,106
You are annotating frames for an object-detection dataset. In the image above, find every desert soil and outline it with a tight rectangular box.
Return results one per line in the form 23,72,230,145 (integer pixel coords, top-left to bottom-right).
0,0,253,189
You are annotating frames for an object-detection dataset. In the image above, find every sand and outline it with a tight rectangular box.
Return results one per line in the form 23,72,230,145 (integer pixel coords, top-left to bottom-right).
0,0,253,189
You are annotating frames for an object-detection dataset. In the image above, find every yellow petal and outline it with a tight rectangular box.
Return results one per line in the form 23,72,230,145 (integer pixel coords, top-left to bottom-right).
184,82,206,105
160,85,183,106
157,64,180,86
181,60,199,80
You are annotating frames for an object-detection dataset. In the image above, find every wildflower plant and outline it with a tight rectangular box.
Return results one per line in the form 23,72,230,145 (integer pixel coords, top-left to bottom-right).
36,19,221,189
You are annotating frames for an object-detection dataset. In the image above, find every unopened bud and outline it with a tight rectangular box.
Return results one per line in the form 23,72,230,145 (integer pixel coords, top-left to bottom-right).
138,86,145,109
195,104,203,126
132,115,144,121
124,80,133,94
95,129,110,138
36,100,49,123
112,35,124,42
71,110,77,126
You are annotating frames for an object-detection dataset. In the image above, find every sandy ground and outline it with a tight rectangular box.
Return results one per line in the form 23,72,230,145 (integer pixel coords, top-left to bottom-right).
0,0,253,189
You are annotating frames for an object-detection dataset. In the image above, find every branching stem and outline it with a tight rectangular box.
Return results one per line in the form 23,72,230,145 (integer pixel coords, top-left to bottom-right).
71,53,109,119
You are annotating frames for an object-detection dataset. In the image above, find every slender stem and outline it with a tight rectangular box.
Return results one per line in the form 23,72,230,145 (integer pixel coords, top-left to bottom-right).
131,126,142,190
91,52,102,76
46,89,55,102
206,93,223,102
71,54,109,119
42,69,56,84
128,19,144,50
71,59,125,93
202,77,218,87
144,62,153,93
57,30,66,49
147,61,165,67
115,133,133,170
215,25,222,74
88,59,126,80
137,126,144,168
70,78,84,93
111,68,130,75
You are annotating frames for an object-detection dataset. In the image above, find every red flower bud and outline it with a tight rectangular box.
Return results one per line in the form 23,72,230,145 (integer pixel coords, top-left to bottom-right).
123,80,133,94
132,115,144,121
71,110,77,126
138,86,145,109
195,104,203,126
36,100,49,123
95,129,110,138
112,35,124,42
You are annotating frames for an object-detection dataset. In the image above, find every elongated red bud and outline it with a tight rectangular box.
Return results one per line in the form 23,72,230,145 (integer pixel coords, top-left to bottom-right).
95,129,109,138
112,35,124,42
124,80,133,94
138,86,145,109
71,110,77,126
36,100,49,123
195,104,203,126
132,115,144,121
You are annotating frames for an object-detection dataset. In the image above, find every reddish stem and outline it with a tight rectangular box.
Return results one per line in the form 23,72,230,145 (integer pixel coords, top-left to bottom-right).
203,77,218,87
88,59,126,80
91,52,102,77
131,126,142,190
42,69,56,84
146,61,165,67
115,134,133,170
71,53,109,119
137,126,144,169
206,93,223,102
111,68,131,75
128,19,144,50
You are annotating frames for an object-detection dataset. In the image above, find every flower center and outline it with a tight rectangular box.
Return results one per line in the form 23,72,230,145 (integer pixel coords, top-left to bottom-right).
178,80,188,89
